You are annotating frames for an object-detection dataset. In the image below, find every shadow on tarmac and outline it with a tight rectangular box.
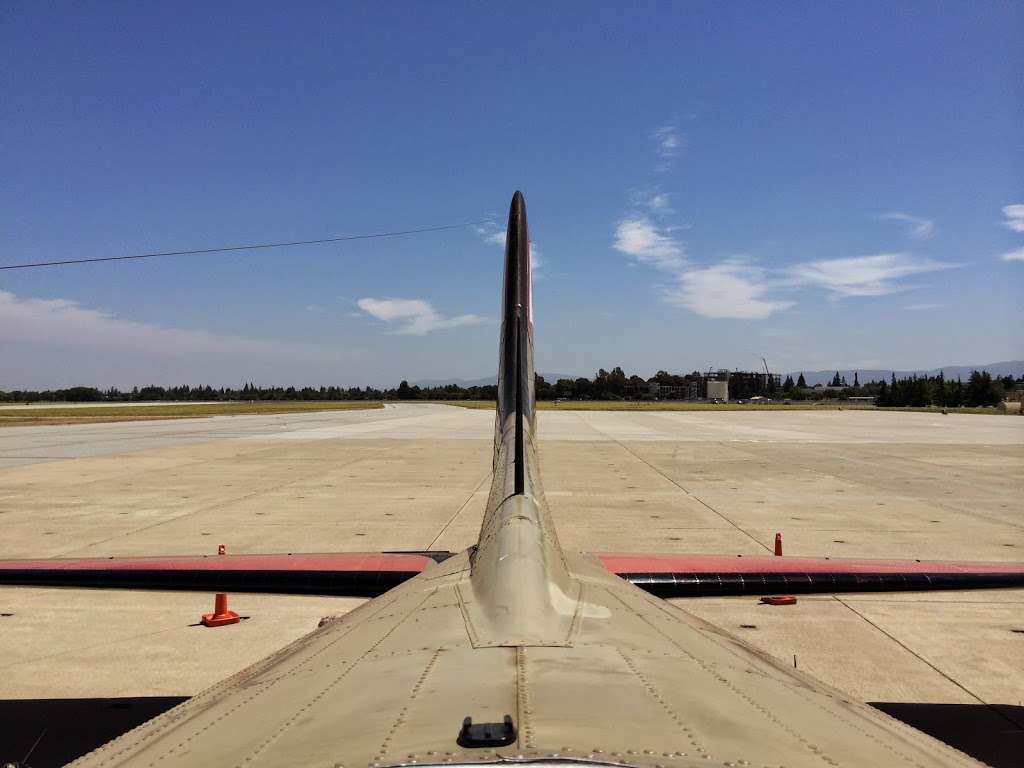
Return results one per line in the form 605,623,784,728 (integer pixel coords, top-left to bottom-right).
0,696,187,767
871,702,1024,767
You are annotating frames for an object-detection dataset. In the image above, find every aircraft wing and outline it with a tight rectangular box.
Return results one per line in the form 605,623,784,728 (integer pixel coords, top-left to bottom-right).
596,552,1024,597
0,551,450,597
58,549,990,768
4,550,1021,598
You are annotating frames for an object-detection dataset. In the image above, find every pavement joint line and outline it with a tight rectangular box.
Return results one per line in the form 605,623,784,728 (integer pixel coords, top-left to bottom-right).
749,444,1023,532
831,595,988,703
0,456,80,460
857,448,1018,491
4,439,342,491
843,598,1024,604
703,439,1024,533
0,408,416,465
54,443,402,557
425,470,493,550
0,621,192,673
820,449,1024,530
827,593,1024,733
574,412,772,554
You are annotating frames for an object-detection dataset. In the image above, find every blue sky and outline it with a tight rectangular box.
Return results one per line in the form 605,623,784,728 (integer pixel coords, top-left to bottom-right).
2,2,1022,388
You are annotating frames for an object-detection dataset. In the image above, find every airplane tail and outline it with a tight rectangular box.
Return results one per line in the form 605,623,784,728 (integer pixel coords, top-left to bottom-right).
494,190,535,491
466,191,576,645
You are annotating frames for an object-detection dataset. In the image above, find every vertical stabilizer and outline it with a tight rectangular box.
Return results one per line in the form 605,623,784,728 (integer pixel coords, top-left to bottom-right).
495,190,534,489
466,191,576,647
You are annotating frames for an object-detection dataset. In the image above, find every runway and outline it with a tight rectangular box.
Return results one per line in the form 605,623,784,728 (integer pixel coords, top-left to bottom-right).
1,404,1022,763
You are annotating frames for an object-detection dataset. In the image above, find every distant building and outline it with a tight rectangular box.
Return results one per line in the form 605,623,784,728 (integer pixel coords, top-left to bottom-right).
622,367,782,403
706,379,729,402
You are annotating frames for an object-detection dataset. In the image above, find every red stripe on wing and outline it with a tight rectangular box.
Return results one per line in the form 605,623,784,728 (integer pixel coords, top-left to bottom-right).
595,553,1024,575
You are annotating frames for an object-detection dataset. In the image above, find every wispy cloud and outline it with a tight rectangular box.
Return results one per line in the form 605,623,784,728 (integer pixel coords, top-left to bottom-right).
880,212,935,240
0,290,365,388
480,230,505,246
356,297,483,336
667,263,794,320
626,187,682,219
653,124,683,159
613,216,686,271
613,122,945,321
903,303,944,311
476,227,543,275
648,193,672,214
788,253,957,297
1002,203,1024,233
1000,246,1024,262
651,124,684,173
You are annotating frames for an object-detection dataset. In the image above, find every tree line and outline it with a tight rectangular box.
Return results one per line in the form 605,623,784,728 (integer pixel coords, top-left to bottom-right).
1,368,1018,407
780,370,1016,407
873,370,1012,408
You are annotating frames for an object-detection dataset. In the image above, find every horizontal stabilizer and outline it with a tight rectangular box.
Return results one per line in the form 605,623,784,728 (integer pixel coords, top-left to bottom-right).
596,552,1024,598
0,551,452,597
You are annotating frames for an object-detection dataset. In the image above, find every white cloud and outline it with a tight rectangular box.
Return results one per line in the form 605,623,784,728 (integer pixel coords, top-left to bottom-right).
613,216,686,271
648,193,672,213
0,290,366,388
653,125,683,158
880,212,935,240
789,253,957,297
1000,247,1024,262
356,297,483,336
1002,204,1024,233
668,263,794,320
477,228,543,275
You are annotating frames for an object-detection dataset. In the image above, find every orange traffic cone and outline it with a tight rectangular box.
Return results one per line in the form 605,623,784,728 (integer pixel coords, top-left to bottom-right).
201,544,240,627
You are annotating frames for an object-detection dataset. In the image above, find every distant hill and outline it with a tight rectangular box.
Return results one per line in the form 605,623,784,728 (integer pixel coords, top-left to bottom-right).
415,373,580,388
784,360,1024,387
